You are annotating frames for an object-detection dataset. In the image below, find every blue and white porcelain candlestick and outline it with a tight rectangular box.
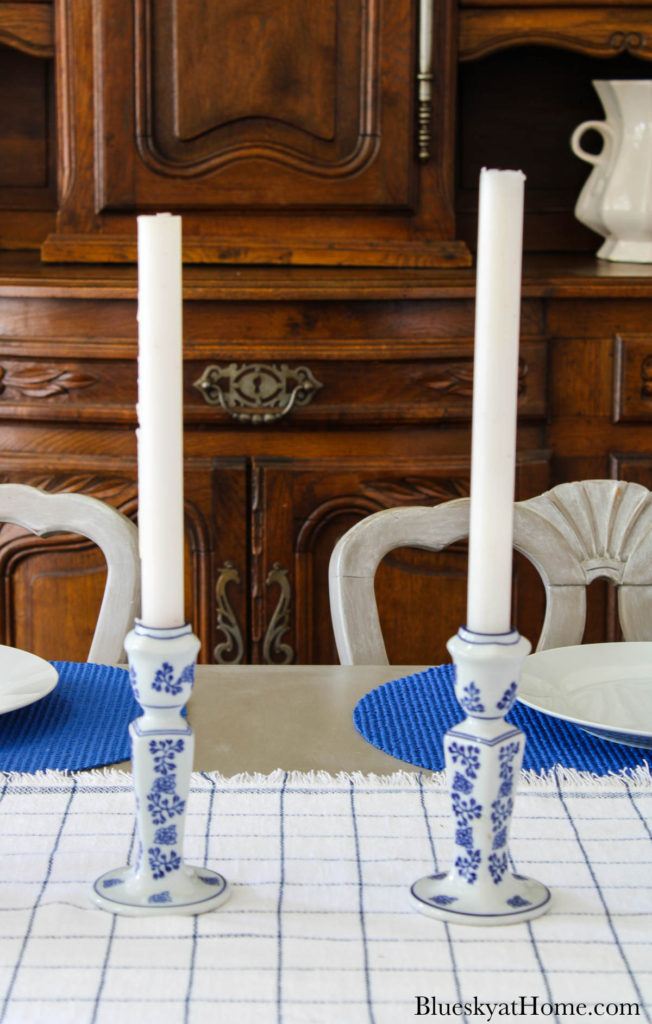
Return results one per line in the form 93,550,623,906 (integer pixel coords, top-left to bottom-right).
410,626,551,925
93,622,230,915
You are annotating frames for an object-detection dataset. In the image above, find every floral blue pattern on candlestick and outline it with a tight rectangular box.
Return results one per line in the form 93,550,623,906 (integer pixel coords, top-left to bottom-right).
492,826,507,850
150,738,185,774
152,662,195,696
488,851,508,884
455,825,474,849
147,776,186,825
92,623,230,916
408,629,552,924
447,734,485,883
148,891,173,904
452,772,473,795
452,793,483,826
148,846,182,879
154,825,177,845
153,663,177,694
491,796,514,831
497,681,517,711
498,777,513,798
507,894,531,908
455,848,481,883
499,741,521,775
178,663,194,685
129,665,140,701
448,742,480,778
460,682,485,713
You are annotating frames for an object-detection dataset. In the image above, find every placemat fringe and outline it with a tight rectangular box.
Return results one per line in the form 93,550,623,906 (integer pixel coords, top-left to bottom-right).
521,761,652,789
4,765,650,789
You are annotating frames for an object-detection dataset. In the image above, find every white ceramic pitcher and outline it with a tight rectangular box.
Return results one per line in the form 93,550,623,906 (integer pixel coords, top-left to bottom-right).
571,80,652,263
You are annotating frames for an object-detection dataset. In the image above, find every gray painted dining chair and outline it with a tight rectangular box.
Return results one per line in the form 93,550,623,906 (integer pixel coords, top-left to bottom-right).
0,484,140,664
328,479,652,664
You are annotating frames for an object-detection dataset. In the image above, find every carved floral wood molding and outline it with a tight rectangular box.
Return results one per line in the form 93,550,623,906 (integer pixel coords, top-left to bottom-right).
459,7,652,62
360,476,470,507
0,474,137,546
425,358,529,399
0,473,135,503
0,364,97,399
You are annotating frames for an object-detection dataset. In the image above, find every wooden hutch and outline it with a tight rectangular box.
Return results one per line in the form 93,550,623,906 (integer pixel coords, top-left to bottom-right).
0,0,651,664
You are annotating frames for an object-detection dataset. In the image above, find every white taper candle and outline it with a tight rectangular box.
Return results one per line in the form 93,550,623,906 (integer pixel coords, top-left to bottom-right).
136,213,185,627
466,168,526,634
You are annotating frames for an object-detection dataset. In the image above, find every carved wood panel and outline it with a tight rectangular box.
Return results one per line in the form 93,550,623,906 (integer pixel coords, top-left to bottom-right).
98,0,413,209
612,333,652,422
45,0,466,266
142,0,369,181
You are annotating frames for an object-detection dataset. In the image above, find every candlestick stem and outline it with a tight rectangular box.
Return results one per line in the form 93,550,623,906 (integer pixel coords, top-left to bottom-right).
410,627,551,925
93,623,229,915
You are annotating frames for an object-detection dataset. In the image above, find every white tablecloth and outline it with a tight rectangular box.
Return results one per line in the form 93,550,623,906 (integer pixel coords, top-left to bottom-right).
0,768,650,1024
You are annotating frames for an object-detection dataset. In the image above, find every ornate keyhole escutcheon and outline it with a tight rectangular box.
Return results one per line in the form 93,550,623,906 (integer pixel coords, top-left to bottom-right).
194,363,323,424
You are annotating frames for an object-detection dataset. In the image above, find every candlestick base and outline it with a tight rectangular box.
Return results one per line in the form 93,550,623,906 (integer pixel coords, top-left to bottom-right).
93,864,229,917
410,626,551,926
92,622,230,916
410,872,550,926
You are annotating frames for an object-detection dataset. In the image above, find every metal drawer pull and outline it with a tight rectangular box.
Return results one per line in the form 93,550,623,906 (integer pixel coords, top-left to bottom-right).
214,561,244,664
194,362,323,424
263,563,294,665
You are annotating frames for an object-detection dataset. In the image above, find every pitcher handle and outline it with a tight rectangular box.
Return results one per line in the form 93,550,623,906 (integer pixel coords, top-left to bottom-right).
571,120,614,165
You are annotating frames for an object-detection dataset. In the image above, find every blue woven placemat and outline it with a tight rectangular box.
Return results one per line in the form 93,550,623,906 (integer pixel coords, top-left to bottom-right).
0,662,139,773
353,665,652,774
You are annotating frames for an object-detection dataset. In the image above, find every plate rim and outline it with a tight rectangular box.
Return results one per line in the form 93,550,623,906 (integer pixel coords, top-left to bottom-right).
518,641,652,740
0,645,59,714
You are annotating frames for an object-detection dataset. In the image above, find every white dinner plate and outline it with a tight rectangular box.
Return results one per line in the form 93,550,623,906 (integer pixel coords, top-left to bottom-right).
519,642,652,749
0,646,58,714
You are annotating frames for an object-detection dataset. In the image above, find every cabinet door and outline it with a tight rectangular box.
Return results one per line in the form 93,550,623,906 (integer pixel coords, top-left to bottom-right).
101,0,412,211
251,454,550,665
45,0,468,266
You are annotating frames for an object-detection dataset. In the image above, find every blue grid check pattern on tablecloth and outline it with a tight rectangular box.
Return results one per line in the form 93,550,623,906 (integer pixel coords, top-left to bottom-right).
353,665,652,776
0,662,138,772
0,769,650,1024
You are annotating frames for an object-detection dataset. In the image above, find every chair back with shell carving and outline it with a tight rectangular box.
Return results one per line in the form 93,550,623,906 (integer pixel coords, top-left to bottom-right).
0,484,140,664
328,480,652,664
